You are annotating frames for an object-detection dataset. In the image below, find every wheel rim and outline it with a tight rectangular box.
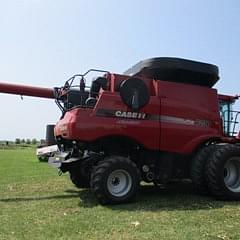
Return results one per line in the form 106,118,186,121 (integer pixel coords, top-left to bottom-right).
224,157,240,193
107,169,132,197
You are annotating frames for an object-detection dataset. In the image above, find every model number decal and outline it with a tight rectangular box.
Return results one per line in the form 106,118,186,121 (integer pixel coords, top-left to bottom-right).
195,119,211,128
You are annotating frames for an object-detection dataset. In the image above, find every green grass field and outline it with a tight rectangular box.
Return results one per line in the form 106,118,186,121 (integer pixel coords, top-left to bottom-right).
0,148,240,240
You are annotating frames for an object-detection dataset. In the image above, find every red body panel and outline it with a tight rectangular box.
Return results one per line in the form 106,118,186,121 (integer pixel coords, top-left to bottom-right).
55,74,225,154
55,91,160,150
0,82,54,99
157,81,222,153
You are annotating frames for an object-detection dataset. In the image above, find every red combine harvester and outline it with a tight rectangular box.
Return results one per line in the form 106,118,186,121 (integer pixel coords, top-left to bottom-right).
1,57,240,204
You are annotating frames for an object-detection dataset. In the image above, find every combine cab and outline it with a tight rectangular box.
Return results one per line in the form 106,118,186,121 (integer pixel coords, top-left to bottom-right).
1,57,240,204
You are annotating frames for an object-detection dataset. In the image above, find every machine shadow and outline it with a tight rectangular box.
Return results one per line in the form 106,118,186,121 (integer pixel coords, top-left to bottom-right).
1,182,238,212
77,181,239,211
0,194,80,203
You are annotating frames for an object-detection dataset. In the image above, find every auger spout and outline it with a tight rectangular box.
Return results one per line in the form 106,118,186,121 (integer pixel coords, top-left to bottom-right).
0,82,54,99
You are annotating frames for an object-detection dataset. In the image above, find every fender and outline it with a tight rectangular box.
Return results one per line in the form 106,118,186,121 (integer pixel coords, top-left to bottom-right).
181,134,223,154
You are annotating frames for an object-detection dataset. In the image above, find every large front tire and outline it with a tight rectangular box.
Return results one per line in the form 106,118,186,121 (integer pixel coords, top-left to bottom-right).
91,156,140,204
206,144,240,200
190,145,217,194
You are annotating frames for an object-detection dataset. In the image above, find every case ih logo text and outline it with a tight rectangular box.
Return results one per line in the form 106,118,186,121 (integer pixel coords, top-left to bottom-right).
115,111,146,119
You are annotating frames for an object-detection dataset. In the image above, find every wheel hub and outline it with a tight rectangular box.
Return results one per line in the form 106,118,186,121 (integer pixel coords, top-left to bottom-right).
111,177,120,186
107,169,132,197
224,157,240,193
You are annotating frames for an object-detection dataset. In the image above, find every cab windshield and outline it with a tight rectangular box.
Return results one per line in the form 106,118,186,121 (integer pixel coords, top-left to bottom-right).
219,100,233,135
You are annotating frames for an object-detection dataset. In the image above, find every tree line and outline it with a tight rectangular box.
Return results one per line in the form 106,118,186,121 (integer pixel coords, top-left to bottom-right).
15,138,45,145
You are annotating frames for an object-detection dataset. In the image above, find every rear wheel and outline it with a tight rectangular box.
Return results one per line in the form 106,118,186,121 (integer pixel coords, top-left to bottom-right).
206,144,240,200
69,167,90,188
38,155,48,162
91,156,140,204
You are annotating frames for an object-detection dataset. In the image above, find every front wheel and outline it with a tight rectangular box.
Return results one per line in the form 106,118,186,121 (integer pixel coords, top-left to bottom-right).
91,156,140,204
206,144,240,200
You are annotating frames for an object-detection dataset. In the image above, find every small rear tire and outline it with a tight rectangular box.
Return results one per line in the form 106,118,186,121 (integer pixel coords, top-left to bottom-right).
69,167,90,188
38,155,49,162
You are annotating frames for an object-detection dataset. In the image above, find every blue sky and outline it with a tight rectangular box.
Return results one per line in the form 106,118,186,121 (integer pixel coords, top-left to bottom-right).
0,0,240,140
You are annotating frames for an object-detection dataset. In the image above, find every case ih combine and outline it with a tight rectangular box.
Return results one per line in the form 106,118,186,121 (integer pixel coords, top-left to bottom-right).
1,57,240,204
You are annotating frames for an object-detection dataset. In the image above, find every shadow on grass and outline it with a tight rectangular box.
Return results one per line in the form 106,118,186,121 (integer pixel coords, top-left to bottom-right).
1,182,239,212
77,181,240,211
0,194,80,202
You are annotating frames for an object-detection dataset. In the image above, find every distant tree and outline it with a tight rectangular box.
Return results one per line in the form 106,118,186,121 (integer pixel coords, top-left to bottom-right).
15,138,21,144
40,139,46,145
26,139,31,144
21,139,25,144
31,138,37,145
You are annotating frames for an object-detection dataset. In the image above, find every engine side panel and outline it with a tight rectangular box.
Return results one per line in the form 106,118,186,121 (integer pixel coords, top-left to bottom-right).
55,75,223,155
158,80,222,153
55,91,160,150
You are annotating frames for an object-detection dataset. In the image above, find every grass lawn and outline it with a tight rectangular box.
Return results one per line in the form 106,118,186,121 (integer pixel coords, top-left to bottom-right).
0,148,240,240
